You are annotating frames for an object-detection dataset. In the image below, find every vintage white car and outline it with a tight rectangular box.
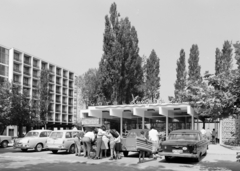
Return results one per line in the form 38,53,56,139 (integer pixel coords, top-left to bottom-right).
14,129,52,152
0,135,13,148
46,130,83,154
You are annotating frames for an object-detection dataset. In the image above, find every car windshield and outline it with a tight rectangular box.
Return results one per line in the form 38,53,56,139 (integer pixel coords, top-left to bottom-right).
168,133,198,141
50,132,63,139
25,131,39,137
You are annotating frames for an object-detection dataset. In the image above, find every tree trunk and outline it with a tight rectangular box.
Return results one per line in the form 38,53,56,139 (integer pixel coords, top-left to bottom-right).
18,125,23,137
26,125,31,133
0,125,6,135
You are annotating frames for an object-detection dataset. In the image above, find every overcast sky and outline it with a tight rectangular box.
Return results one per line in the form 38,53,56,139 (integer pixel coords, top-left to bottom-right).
0,0,240,102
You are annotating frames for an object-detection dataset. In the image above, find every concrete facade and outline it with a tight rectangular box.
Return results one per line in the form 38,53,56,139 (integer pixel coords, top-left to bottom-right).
0,44,79,136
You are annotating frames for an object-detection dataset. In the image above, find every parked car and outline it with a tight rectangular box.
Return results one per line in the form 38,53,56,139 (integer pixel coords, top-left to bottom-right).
159,129,208,162
0,135,13,148
14,130,52,152
46,130,82,154
121,129,152,157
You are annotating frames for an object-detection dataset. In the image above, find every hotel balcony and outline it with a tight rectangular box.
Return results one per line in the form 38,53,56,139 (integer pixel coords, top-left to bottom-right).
14,55,21,62
55,109,61,113
56,99,61,103
14,68,21,74
23,82,30,87
56,89,61,94
24,71,31,76
55,118,60,122
24,59,31,66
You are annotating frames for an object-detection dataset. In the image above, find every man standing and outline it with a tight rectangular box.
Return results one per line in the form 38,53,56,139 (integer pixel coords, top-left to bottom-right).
148,126,159,159
201,127,206,136
212,129,217,144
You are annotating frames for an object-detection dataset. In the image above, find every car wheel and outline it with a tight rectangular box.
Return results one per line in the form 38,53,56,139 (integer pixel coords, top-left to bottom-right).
1,141,8,148
165,156,172,162
52,150,58,154
35,143,43,152
21,149,28,152
69,145,75,154
123,151,129,157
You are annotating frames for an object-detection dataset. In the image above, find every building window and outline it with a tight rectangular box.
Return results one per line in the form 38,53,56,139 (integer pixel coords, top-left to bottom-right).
0,47,9,65
14,52,21,62
0,64,8,76
33,59,39,68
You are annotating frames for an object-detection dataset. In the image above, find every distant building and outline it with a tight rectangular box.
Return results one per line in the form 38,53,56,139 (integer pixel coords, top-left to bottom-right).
0,44,79,136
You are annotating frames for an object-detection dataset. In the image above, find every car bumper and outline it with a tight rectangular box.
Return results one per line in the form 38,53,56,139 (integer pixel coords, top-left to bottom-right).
46,145,67,150
159,152,198,158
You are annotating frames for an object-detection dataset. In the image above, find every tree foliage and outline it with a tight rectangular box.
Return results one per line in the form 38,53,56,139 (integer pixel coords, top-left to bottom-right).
0,81,12,134
221,41,233,72
233,42,240,69
79,68,100,107
37,69,51,126
188,44,201,81
144,49,160,101
215,48,223,75
98,2,143,105
174,49,186,101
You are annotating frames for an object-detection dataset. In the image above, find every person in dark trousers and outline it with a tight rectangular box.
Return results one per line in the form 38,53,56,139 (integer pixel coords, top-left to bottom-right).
138,131,147,163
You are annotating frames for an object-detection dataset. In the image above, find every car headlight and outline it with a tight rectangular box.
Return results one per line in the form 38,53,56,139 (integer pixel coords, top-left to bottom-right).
182,147,187,150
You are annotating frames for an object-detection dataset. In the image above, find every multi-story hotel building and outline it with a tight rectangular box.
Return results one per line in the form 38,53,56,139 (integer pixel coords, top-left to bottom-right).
0,44,78,136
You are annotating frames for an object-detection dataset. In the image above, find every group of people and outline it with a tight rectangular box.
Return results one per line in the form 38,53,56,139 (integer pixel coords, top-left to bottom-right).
73,125,122,160
73,125,162,163
201,127,219,144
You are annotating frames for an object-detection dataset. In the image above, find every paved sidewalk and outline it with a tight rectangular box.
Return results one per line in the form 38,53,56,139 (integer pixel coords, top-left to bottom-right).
207,144,237,155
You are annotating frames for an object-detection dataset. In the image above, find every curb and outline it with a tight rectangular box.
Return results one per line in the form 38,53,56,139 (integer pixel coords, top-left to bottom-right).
220,143,240,151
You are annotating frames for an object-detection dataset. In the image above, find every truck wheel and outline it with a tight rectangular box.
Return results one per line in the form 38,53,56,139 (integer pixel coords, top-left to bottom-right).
1,141,8,148
52,150,58,154
35,143,43,152
123,151,129,157
69,145,75,154
165,156,172,162
21,149,28,152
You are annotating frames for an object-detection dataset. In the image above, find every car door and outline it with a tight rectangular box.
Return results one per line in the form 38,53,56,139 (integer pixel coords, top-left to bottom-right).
39,131,48,148
65,132,73,149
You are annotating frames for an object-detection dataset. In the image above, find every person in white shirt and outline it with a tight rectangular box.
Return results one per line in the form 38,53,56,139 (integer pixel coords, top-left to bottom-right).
148,126,159,159
82,130,95,158
201,127,206,138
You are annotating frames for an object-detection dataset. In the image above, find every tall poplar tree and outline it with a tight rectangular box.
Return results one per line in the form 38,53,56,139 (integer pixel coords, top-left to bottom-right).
233,42,240,69
188,44,201,81
174,49,186,100
221,41,233,72
145,50,160,101
98,3,143,105
215,48,222,75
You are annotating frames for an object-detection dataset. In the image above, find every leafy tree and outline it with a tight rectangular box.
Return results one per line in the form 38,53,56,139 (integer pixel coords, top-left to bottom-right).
215,48,223,75
98,2,143,105
144,49,160,101
221,41,233,72
188,44,201,81
10,88,34,137
79,68,99,108
174,49,186,101
233,42,240,69
37,69,51,128
0,81,12,134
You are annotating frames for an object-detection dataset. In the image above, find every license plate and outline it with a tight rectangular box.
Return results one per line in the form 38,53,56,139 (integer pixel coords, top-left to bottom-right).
172,150,183,154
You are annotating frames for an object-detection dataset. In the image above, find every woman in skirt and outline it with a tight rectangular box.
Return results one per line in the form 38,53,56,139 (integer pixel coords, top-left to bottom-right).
101,126,110,158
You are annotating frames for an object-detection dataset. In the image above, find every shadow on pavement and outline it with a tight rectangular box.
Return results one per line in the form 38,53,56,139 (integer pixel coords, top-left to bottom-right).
0,161,177,171
158,155,206,164
200,159,240,171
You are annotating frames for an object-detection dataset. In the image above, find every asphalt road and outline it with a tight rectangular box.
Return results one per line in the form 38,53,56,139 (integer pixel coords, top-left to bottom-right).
0,145,239,171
